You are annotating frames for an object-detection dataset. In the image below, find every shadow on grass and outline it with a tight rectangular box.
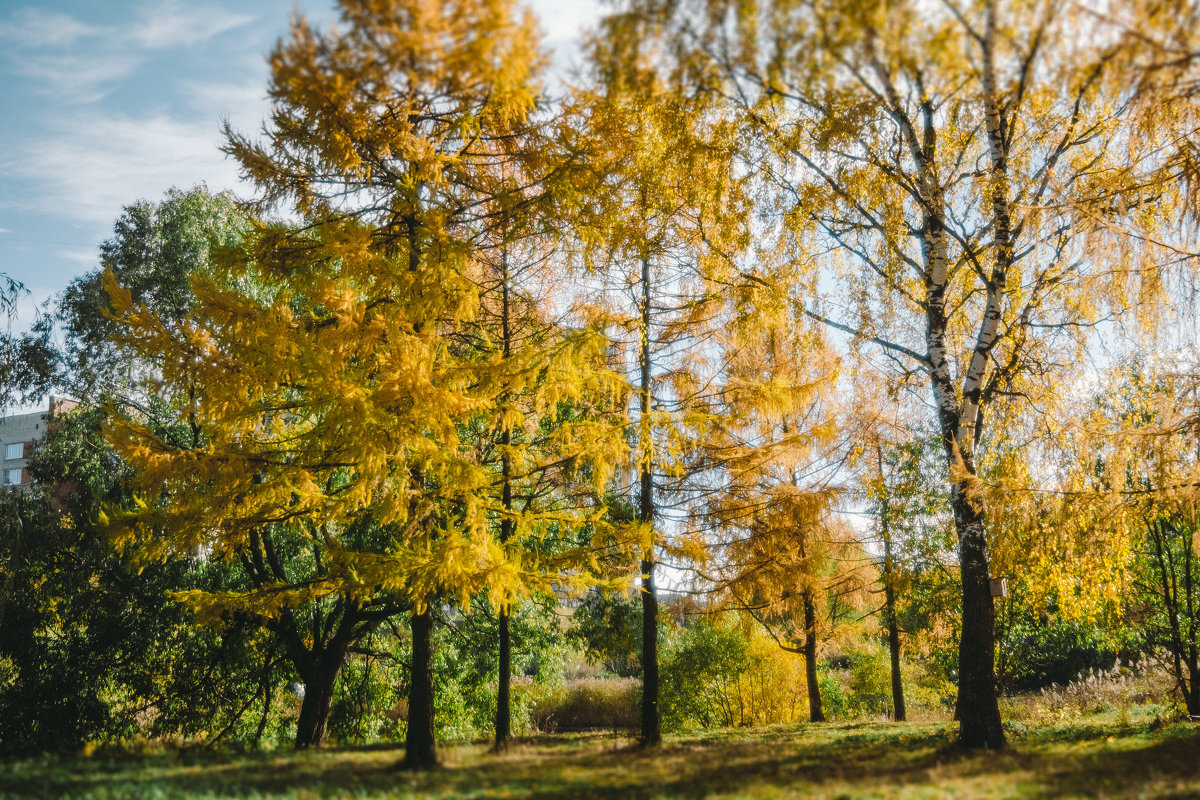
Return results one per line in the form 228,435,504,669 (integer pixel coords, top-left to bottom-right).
1037,730,1200,799
2,723,1198,799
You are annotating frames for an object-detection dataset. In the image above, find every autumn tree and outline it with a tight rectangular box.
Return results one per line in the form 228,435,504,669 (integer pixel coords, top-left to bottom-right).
460,184,626,750
1070,359,1200,714
642,0,1197,747
694,284,843,722
569,8,748,745
106,0,594,766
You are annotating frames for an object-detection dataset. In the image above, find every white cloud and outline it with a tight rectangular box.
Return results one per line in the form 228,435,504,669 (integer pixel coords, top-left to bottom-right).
55,247,100,267
0,8,100,48
127,1,253,51
10,51,141,104
0,228,11,234
10,112,244,225
0,2,255,103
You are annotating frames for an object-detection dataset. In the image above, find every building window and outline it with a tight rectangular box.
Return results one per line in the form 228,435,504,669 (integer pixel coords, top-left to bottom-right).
5,468,22,485
4,443,21,460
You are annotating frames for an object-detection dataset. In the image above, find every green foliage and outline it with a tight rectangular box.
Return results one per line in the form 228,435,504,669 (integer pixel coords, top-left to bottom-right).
322,596,572,744
659,621,751,730
569,590,642,677
656,617,814,730
327,643,407,746
1133,507,1200,712
57,186,248,400
997,606,1120,694
0,411,272,752
844,650,894,718
817,672,849,720
434,597,571,740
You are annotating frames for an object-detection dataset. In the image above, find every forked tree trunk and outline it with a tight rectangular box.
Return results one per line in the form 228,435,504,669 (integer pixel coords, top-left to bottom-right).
404,605,438,770
273,606,355,749
802,589,825,723
950,3,1010,749
923,196,1005,748
295,663,338,747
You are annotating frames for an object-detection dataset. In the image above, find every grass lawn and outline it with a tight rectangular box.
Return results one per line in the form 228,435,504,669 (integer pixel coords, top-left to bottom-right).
3,715,1199,799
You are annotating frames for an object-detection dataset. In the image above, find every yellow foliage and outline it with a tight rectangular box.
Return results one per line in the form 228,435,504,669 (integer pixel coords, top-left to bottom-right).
100,0,628,631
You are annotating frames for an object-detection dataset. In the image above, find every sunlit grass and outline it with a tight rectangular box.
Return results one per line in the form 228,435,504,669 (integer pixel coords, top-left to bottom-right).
3,713,1198,799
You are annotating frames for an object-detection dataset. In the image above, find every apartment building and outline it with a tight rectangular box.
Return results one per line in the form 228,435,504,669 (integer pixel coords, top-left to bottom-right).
0,397,77,488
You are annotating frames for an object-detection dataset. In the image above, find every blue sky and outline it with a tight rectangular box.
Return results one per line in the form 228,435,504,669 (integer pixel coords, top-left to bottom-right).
0,0,599,323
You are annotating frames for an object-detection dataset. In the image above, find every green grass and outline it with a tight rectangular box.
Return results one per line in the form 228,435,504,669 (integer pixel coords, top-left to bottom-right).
3,716,1199,799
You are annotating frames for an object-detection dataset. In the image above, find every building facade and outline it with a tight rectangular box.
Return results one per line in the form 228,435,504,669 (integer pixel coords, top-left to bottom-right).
0,397,77,488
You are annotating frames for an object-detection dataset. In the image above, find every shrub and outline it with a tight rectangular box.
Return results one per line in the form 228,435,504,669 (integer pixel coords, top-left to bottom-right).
997,611,1118,694
658,617,810,730
660,622,749,729
735,632,809,726
530,678,638,731
1000,657,1177,725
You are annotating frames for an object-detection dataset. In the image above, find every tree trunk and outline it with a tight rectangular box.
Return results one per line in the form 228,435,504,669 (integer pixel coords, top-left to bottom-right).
273,606,355,749
888,597,902,724
886,595,907,723
951,4,1007,749
295,659,339,747
953,490,1005,748
637,252,661,747
493,232,514,752
640,553,661,745
923,221,1005,746
494,607,512,749
404,605,438,770
882,524,907,722
802,589,825,723
255,658,274,746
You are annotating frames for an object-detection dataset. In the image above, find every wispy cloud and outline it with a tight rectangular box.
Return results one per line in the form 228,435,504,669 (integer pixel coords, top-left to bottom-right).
127,1,254,51
10,112,242,224
11,52,142,104
0,8,99,48
55,248,101,269
184,76,270,130
0,2,254,103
